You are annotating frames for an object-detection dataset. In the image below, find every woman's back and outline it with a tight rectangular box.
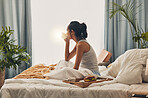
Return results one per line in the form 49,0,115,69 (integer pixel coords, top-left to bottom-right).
78,40,99,72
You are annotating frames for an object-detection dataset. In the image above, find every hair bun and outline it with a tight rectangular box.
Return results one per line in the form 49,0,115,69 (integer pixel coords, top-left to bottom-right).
81,23,87,38
81,23,87,31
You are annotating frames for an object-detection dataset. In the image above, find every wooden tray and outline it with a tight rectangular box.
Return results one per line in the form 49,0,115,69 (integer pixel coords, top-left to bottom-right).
63,78,113,88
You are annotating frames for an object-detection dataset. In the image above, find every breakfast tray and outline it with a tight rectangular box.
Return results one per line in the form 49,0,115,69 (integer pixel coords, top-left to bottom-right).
63,77,113,88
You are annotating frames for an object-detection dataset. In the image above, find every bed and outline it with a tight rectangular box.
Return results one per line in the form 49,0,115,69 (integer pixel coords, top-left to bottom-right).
0,49,148,98
0,65,148,98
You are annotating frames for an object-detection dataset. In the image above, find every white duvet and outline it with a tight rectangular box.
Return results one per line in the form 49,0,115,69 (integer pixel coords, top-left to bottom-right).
44,60,97,80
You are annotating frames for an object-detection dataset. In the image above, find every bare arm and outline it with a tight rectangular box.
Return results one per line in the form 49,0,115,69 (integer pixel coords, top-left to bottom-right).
73,44,84,70
65,39,76,61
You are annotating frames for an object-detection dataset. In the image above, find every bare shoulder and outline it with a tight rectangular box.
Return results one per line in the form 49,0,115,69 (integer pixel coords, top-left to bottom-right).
77,41,85,47
78,41,89,47
77,42,84,48
77,41,89,49
77,41,87,45
77,41,90,52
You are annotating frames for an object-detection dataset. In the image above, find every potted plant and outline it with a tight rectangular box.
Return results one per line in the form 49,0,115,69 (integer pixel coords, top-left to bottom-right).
109,0,148,48
0,26,30,88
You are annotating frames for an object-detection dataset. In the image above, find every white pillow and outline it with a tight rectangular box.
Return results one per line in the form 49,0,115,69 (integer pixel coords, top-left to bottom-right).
115,49,148,84
106,54,124,78
116,64,143,84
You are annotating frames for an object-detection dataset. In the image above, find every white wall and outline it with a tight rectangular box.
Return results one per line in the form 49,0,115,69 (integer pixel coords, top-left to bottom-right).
31,0,105,65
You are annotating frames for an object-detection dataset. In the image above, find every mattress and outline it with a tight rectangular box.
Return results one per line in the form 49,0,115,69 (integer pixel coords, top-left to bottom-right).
129,83,148,95
0,79,131,98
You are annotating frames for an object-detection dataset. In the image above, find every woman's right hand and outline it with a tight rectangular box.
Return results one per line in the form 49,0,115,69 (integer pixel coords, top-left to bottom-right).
64,37,70,42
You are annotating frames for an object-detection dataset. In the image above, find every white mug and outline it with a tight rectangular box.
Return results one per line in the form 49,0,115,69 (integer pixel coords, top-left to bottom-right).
61,32,68,39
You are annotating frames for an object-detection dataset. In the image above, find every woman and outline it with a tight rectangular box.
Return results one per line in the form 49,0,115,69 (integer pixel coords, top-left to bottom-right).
44,21,100,80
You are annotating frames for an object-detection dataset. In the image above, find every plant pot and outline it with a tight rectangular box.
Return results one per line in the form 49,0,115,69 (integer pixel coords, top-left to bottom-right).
0,68,5,89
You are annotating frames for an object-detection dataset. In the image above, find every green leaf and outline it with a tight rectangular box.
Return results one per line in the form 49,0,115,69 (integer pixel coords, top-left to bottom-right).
0,26,31,70
142,32,148,41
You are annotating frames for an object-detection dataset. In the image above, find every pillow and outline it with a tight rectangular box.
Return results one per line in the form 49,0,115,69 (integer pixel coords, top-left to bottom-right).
106,54,124,78
142,67,148,82
116,64,143,84
115,49,148,84
107,49,148,84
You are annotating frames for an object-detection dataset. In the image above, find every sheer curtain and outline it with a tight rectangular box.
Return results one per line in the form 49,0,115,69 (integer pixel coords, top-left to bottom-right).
104,0,148,62
0,0,32,78
31,0,105,65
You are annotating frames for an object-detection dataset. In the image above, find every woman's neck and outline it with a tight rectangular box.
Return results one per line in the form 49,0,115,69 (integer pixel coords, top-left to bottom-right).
73,38,85,44
73,38,79,44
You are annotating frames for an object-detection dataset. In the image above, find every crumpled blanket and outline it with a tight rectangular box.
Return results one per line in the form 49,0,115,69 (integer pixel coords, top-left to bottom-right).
44,60,96,80
13,64,56,80
13,60,95,80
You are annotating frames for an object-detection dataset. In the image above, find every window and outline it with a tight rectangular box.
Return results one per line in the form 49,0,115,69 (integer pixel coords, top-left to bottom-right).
31,0,105,65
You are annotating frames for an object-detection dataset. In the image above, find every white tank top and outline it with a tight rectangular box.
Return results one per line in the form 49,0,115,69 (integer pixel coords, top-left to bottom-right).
78,40,99,72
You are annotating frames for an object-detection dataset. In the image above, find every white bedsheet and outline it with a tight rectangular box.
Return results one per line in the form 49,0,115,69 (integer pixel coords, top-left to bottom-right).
0,79,131,98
